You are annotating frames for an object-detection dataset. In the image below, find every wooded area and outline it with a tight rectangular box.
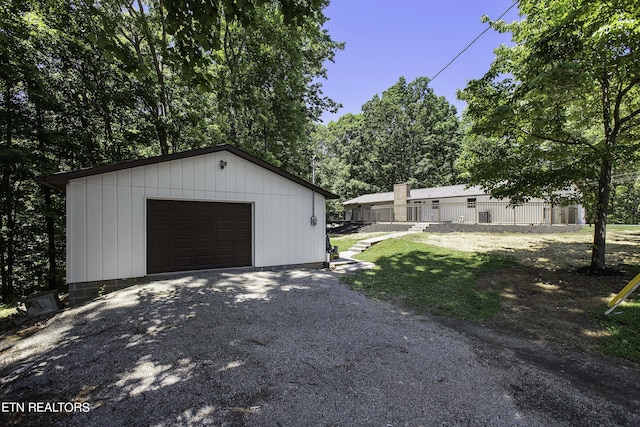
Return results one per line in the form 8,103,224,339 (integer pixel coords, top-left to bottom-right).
311,76,463,213
1,0,639,302
0,0,340,302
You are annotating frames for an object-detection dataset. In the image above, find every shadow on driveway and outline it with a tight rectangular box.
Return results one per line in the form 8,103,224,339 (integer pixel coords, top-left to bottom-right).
1,269,636,426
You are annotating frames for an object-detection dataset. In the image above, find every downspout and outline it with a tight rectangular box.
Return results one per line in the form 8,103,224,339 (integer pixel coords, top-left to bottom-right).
311,155,317,226
311,190,317,225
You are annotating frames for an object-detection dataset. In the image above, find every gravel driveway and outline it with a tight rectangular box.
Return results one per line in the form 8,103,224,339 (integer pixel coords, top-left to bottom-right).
1,268,637,426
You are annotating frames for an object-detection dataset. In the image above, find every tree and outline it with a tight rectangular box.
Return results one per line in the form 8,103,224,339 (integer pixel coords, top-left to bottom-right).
213,2,342,176
313,114,372,204
608,160,640,224
0,0,340,302
314,77,462,214
458,0,640,271
162,0,326,72
361,77,461,189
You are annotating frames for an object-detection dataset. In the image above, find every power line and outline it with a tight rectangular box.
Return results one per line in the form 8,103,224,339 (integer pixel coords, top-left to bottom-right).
612,172,640,184
430,1,519,82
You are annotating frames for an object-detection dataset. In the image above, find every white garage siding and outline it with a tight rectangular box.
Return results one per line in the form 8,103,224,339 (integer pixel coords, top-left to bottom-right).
65,150,328,284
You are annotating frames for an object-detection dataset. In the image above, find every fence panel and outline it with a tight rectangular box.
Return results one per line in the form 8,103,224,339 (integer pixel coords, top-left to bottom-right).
358,201,579,225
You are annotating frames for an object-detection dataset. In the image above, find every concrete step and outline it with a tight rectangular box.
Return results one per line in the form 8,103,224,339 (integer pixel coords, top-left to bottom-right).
348,242,378,253
353,242,371,249
346,231,418,255
409,222,430,232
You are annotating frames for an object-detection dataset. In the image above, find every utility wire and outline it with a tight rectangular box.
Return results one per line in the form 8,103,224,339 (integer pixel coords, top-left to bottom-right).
612,172,640,184
430,1,519,82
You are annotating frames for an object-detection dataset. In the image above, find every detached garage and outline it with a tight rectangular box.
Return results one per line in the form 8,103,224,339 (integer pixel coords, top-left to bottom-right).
40,144,337,304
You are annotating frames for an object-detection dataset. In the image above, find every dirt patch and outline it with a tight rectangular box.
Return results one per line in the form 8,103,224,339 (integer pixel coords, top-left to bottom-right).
406,229,640,357
475,265,631,353
436,314,640,425
411,229,640,270
414,228,640,422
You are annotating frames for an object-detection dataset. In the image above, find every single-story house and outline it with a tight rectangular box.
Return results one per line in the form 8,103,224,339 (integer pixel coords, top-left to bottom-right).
40,144,337,304
343,183,585,225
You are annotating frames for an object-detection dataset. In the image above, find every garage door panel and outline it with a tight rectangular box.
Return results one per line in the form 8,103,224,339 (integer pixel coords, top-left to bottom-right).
236,236,251,247
149,219,171,230
194,220,213,230
174,220,193,231
149,257,171,270
174,256,195,268
174,202,193,212
195,255,214,265
214,254,233,266
196,238,213,248
215,220,232,232
173,246,194,256
215,237,233,248
214,203,233,214
174,238,193,249
148,239,170,251
147,200,252,274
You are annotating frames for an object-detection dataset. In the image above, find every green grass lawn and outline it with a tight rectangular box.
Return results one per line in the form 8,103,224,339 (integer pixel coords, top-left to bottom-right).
0,303,17,320
342,236,513,320
579,223,640,235
341,232,640,363
597,299,640,363
328,235,361,253
328,232,390,254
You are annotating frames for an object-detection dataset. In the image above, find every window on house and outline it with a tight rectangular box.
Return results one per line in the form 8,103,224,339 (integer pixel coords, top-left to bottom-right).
432,200,439,209
467,198,477,208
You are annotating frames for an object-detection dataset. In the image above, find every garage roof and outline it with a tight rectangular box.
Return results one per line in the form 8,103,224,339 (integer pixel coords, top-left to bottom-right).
38,144,338,199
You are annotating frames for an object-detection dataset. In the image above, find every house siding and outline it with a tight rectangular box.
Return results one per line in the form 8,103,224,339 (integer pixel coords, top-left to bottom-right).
65,151,326,284
344,190,585,225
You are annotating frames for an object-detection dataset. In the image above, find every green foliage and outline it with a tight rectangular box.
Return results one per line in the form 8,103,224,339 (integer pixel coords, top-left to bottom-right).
212,4,342,176
458,0,640,268
342,237,513,320
0,303,17,319
314,77,462,206
608,162,640,224
162,0,326,72
0,0,340,302
361,77,461,189
311,115,373,203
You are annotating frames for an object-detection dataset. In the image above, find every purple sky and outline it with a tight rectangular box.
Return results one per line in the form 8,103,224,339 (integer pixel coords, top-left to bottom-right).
318,1,520,123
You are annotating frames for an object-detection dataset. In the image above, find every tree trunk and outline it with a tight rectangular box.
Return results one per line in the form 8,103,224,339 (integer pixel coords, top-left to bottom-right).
591,71,615,271
156,122,169,155
591,156,612,270
0,213,7,304
1,80,14,302
44,187,57,291
5,209,15,302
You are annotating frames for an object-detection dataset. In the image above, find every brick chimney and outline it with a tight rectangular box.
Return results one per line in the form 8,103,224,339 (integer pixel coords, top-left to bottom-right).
393,183,410,221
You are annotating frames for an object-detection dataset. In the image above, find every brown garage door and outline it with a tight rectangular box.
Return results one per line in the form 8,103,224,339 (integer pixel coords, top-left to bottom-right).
147,200,252,274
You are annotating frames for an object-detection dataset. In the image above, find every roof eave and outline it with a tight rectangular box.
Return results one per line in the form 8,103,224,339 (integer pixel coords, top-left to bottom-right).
37,144,338,199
